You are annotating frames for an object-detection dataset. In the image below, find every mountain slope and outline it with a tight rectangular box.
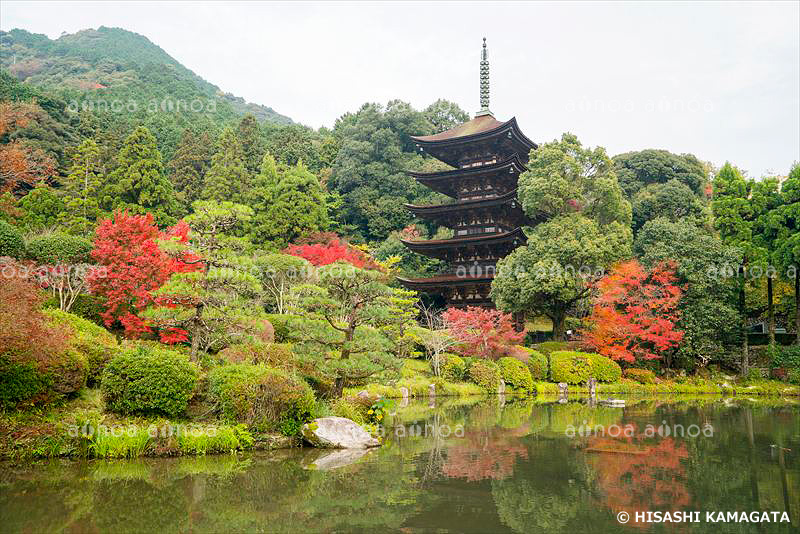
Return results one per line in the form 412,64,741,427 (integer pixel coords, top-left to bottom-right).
0,26,291,126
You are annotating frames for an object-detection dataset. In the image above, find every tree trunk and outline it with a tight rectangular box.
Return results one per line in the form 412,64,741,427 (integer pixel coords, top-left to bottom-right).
551,313,567,341
331,376,345,398
740,271,749,376
768,276,775,347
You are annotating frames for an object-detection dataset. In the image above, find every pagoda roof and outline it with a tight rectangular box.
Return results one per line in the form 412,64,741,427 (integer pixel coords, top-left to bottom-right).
411,114,506,143
405,189,518,215
408,155,527,198
400,227,526,252
397,273,494,289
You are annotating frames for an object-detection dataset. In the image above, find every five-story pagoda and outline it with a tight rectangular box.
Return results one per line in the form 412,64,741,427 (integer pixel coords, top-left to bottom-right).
398,39,536,308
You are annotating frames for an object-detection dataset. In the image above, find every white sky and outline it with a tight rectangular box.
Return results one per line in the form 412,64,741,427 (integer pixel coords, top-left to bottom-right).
1,1,798,177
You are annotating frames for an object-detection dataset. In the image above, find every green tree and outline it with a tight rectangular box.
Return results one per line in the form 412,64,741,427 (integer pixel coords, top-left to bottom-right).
423,99,470,131
167,128,214,214
291,264,415,397
59,138,105,235
102,126,178,226
16,183,64,232
765,164,800,344
236,114,265,175
634,218,741,369
145,201,262,360
613,149,708,197
631,179,708,232
249,159,329,248
202,127,251,204
711,162,766,373
494,134,632,340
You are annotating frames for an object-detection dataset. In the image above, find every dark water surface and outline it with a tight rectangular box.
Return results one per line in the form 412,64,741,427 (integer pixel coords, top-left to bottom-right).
1,397,799,533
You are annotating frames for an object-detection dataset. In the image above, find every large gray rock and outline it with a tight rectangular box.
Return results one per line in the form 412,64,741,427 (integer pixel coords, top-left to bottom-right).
302,417,380,449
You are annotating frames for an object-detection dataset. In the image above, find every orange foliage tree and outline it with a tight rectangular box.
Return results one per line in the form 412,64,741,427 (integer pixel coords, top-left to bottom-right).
581,260,684,365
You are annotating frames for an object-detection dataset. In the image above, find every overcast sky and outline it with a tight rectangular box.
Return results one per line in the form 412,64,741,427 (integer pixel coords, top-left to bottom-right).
2,1,798,177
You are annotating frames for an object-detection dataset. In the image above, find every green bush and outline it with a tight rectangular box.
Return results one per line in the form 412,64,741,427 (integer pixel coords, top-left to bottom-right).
44,308,118,385
44,294,106,325
208,363,315,435
0,220,24,258
623,368,657,384
587,353,622,382
219,341,294,368
498,357,534,393
264,314,304,343
26,233,93,264
519,347,548,380
101,345,199,417
0,356,51,409
467,360,501,391
550,351,592,384
769,345,800,370
330,397,368,425
441,353,466,381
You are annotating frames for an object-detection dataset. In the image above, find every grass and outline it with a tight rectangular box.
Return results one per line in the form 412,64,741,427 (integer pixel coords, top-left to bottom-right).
533,377,800,396
90,426,152,458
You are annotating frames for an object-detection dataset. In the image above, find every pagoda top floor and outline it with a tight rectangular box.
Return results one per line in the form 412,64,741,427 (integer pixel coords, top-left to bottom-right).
411,114,536,168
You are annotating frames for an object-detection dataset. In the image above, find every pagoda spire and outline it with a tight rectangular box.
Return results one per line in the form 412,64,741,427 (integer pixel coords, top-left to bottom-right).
476,37,492,117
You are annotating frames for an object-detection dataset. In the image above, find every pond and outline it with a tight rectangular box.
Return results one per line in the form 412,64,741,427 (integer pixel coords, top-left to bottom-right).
1,396,799,533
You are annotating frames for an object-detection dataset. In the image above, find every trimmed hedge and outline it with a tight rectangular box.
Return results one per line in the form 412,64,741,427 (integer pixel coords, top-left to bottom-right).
0,356,51,409
519,347,548,380
101,345,199,417
441,353,466,381
623,368,657,384
208,363,315,435
468,360,501,391
0,220,24,259
44,308,118,385
264,314,304,343
550,351,592,384
587,353,622,382
498,357,534,393
26,233,93,264
550,351,621,384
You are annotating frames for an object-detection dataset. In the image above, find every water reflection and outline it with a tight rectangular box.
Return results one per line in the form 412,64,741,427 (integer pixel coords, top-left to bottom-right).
1,397,798,533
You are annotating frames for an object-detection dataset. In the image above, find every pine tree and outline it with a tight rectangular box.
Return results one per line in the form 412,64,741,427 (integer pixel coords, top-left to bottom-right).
103,126,178,226
236,114,265,175
59,138,104,235
256,161,329,248
247,153,280,244
201,127,251,204
168,128,214,214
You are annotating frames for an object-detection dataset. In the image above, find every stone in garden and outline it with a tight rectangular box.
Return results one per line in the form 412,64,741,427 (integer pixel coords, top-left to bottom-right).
302,417,380,449
428,383,436,397
498,379,505,395
400,386,409,399
587,377,597,397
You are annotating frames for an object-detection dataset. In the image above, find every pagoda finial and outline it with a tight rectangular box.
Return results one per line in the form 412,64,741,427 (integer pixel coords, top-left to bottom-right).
477,37,492,117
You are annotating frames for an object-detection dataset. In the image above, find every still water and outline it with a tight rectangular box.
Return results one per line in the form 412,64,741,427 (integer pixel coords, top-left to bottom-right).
1,397,798,533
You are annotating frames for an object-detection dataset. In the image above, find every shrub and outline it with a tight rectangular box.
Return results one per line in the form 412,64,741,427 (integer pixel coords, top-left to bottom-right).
45,294,106,325
26,233,93,264
219,341,294,369
441,353,466,381
587,353,622,382
265,314,304,342
0,220,24,258
330,397,368,425
769,345,800,370
519,347,548,380
623,368,657,384
44,308,118,385
208,363,315,435
550,351,592,384
0,356,51,409
101,345,199,417
498,357,534,393
467,360,501,391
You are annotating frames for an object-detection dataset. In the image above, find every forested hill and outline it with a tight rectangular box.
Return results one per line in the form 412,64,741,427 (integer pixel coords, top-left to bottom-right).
0,27,292,159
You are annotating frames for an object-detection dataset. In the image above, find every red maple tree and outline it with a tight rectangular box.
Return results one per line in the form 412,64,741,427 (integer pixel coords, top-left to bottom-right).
442,306,525,360
581,260,684,364
87,212,198,337
285,235,381,270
